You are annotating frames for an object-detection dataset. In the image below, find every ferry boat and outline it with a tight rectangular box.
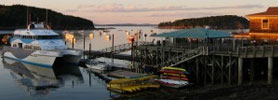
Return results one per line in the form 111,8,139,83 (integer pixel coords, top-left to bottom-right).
1,23,82,68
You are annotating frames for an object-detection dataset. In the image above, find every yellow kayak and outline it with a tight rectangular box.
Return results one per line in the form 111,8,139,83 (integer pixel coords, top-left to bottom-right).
109,75,158,84
107,75,160,93
108,82,160,93
162,67,186,72
163,73,187,77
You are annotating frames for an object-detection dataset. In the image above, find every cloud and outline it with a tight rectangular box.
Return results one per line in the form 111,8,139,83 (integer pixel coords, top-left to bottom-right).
64,9,79,12
77,4,96,9
65,4,264,13
147,12,223,18
72,4,264,13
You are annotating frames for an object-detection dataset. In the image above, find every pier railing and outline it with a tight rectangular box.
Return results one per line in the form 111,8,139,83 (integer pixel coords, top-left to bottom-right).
136,39,278,67
100,41,152,54
157,47,204,67
235,45,278,58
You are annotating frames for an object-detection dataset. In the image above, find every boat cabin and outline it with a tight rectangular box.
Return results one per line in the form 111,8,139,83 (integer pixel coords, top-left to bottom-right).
10,23,66,50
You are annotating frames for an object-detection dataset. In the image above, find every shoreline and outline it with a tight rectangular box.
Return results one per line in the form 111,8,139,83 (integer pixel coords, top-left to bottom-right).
158,26,248,30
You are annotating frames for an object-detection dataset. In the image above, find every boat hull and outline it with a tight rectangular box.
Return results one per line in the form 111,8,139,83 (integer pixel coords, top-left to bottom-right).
3,51,57,68
2,46,82,68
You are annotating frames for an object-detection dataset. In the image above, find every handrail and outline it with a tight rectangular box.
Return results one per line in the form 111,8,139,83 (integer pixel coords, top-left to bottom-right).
98,41,153,54
157,47,203,67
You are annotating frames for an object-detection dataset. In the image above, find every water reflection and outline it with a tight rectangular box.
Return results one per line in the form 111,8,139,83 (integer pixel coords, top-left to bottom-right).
2,58,84,96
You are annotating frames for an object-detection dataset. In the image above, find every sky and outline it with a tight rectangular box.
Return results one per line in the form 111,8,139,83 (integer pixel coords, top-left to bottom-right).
1,0,278,24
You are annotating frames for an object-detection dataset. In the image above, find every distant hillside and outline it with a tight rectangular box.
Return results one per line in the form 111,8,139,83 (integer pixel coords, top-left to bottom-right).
158,15,249,29
95,23,157,26
0,5,94,30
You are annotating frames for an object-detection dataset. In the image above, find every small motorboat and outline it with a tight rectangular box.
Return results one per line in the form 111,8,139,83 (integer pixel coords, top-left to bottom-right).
86,59,111,71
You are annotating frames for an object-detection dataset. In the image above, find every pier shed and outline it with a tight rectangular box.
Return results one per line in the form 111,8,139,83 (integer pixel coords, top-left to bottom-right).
152,28,232,49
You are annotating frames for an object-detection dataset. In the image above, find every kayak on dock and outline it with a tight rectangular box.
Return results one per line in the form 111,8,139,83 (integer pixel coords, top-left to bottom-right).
156,67,190,88
107,75,160,93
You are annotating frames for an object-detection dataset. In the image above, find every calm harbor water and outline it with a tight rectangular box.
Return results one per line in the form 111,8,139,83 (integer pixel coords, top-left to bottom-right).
1,26,271,100
0,26,176,100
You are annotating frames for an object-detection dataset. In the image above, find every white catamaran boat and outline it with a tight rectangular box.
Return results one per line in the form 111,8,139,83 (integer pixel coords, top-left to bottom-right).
2,23,82,68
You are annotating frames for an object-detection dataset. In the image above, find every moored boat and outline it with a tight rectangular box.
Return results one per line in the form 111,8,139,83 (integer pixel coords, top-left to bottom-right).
1,23,82,68
85,59,111,71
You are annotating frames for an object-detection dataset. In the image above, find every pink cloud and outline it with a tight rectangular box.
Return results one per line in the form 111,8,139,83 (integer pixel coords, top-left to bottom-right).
68,4,263,12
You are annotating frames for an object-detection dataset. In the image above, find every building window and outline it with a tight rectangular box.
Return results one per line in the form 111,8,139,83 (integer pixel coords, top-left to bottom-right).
262,19,269,29
33,46,41,50
24,45,32,50
12,44,17,48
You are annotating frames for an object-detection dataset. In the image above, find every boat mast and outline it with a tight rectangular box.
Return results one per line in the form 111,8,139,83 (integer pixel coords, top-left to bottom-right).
46,9,48,25
26,6,29,28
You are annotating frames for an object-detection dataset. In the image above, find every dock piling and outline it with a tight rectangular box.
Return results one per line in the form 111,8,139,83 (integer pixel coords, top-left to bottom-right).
89,43,91,59
238,58,243,85
268,57,273,84
72,37,74,49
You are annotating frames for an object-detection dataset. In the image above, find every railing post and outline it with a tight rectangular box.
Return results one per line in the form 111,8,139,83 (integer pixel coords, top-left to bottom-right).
271,46,274,57
268,57,273,84
89,43,91,59
72,37,74,49
112,34,114,53
238,58,243,85
237,46,240,57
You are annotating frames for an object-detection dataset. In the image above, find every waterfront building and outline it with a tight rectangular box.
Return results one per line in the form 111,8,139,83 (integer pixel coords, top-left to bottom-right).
246,7,278,41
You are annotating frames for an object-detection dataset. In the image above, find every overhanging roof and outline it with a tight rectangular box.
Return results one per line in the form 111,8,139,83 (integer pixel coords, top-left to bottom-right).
152,28,232,39
247,7,278,17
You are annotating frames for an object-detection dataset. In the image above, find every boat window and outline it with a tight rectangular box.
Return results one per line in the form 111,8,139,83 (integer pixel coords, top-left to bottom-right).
14,35,60,40
24,45,32,50
33,46,41,50
37,35,61,39
12,44,17,48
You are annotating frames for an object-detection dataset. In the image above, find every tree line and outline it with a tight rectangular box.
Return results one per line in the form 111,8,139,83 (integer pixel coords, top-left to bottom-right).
0,5,94,30
158,15,249,29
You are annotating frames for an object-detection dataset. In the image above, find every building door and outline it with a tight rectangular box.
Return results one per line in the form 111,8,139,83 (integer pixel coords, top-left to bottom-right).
18,43,22,48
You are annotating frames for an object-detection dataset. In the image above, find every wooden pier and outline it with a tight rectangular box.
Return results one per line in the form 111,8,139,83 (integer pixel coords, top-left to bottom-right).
83,41,151,61
132,40,278,85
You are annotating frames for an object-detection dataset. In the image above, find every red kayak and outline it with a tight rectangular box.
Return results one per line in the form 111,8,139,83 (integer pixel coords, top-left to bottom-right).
160,69,189,75
162,76,188,81
163,73,187,78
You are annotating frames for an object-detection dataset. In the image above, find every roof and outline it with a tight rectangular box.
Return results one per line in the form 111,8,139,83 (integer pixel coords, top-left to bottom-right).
152,28,232,39
247,7,278,17
14,29,58,36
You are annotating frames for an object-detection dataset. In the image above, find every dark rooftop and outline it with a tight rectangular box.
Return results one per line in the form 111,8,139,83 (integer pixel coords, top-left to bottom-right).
247,7,278,16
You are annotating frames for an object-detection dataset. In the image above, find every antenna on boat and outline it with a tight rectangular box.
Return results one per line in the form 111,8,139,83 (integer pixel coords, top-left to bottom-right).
37,17,39,23
46,9,48,25
26,6,29,28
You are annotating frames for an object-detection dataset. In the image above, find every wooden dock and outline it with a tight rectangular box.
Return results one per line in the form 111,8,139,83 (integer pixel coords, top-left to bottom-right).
83,41,151,61
107,70,146,78
131,39,278,85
